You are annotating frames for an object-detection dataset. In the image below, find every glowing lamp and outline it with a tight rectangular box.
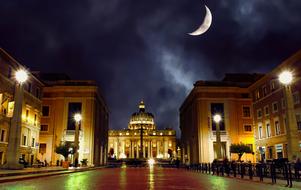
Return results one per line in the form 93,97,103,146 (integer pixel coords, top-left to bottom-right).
279,71,293,85
148,158,155,165
213,114,222,123
74,113,82,123
15,69,28,84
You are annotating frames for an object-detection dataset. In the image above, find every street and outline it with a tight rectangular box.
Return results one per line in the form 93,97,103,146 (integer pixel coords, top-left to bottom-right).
0,167,299,190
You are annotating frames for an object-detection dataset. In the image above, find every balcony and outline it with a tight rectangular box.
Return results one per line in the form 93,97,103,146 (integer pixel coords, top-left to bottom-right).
212,131,227,136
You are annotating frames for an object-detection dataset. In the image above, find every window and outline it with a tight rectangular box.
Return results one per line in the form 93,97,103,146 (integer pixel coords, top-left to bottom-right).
7,67,12,79
242,106,251,118
39,143,46,154
0,129,5,142
36,88,40,99
67,102,82,130
42,106,50,117
40,124,48,132
281,98,286,109
270,81,276,91
256,90,260,100
22,135,27,146
244,125,252,132
263,86,267,96
34,114,37,126
257,109,262,119
272,102,278,113
32,138,35,147
296,114,301,131
266,123,271,137
26,109,29,122
27,83,32,93
258,125,263,139
293,92,300,104
275,120,281,135
264,106,269,116
211,103,225,131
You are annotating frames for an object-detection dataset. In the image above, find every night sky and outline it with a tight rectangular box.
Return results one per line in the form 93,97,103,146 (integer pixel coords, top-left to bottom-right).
1,0,301,135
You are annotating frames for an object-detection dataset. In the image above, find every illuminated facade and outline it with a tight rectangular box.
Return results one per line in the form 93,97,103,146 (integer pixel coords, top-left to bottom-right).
180,74,263,164
0,48,43,165
37,74,109,166
249,50,301,161
108,101,176,159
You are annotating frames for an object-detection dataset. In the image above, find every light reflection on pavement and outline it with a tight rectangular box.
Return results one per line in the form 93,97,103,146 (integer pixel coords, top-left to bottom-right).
0,167,299,190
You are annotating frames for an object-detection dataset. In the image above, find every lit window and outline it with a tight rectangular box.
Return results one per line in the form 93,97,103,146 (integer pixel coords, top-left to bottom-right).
266,123,271,137
275,120,281,135
258,125,263,139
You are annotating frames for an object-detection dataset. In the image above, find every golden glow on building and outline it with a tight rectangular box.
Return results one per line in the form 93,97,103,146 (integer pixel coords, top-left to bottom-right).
108,101,176,159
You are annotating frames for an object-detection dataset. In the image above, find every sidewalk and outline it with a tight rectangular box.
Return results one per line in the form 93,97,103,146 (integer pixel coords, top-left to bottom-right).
0,166,101,183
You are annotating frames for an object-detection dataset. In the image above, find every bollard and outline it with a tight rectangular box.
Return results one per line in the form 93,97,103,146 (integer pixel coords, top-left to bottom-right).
288,163,293,188
240,164,244,179
248,163,253,180
271,162,276,184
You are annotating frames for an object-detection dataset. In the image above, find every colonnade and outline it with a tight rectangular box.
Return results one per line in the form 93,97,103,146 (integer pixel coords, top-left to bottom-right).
112,138,172,159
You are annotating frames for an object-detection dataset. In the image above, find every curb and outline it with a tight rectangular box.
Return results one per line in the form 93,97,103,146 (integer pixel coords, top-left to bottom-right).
0,167,104,183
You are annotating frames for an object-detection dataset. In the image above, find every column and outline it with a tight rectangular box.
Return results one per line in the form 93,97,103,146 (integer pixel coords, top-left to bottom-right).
147,141,151,158
143,141,146,158
157,141,160,158
136,141,139,158
121,140,125,157
3,83,24,169
150,141,153,158
114,140,118,158
164,140,168,158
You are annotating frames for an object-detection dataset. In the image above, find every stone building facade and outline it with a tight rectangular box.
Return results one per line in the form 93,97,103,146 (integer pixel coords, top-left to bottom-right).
108,101,176,159
249,50,301,161
36,74,109,166
0,48,43,165
180,74,263,164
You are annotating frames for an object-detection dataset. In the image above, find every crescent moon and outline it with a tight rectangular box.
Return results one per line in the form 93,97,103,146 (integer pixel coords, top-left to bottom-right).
188,5,212,36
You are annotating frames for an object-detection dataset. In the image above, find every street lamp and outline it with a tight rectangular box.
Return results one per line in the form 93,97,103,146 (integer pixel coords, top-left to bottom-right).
74,113,81,167
213,114,222,160
278,70,300,161
3,69,28,169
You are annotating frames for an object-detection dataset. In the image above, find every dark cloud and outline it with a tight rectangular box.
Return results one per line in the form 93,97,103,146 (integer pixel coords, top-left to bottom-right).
1,0,301,137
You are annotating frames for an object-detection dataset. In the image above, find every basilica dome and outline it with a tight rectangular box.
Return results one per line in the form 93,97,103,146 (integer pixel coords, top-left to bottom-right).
128,101,156,130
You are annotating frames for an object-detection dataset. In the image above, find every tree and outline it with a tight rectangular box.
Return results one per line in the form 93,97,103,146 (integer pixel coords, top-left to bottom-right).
230,143,252,162
55,142,73,161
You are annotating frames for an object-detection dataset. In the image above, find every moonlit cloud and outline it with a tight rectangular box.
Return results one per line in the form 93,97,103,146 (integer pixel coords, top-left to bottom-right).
0,0,301,137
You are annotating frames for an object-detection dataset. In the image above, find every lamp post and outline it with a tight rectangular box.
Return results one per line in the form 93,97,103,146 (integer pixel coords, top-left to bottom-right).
279,70,301,161
213,114,222,160
74,113,81,167
3,69,28,169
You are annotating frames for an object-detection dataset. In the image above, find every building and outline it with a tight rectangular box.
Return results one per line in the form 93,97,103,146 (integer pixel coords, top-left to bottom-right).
108,101,176,159
0,48,44,166
37,73,109,166
180,74,263,164
249,50,301,161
